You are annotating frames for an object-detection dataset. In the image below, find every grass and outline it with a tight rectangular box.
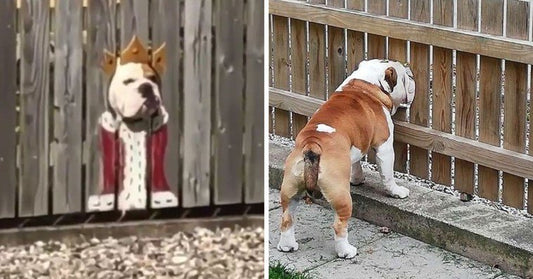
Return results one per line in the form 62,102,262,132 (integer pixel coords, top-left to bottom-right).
269,262,312,279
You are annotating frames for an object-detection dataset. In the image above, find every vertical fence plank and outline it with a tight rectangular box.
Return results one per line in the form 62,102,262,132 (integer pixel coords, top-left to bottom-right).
478,0,503,201
273,15,290,137
120,0,149,46
308,0,326,101
214,0,244,205
182,0,211,207
86,0,116,212
151,0,181,206
0,0,17,218
367,0,386,59
388,0,408,172
327,0,345,94
19,0,50,217
269,16,274,134
53,0,83,214
454,0,477,194
290,1,307,136
346,0,364,72
431,0,453,186
365,0,386,164
502,1,528,208
244,0,264,204
408,0,430,179
530,71,533,214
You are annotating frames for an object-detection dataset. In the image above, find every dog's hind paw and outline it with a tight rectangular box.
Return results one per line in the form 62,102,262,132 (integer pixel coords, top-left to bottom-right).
277,241,299,252
335,241,357,259
387,185,410,199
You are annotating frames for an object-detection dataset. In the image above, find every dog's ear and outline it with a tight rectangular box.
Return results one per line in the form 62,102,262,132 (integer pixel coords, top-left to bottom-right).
151,43,166,75
380,66,397,94
102,49,117,76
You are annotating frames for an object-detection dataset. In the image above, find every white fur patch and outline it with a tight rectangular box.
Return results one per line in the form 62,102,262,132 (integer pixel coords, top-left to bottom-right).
316,124,336,133
277,225,299,252
350,146,363,163
291,158,305,177
376,107,409,199
334,234,357,258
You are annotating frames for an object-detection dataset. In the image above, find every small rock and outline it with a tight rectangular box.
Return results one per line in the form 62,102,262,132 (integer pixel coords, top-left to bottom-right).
379,226,391,234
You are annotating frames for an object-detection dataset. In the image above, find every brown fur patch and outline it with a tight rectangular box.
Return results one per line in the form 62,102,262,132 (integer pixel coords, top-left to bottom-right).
384,66,397,92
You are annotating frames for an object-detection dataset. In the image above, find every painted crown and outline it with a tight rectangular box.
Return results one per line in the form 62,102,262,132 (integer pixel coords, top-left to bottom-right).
101,36,166,76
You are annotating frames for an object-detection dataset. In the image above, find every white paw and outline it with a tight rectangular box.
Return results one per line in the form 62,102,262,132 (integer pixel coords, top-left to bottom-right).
335,236,357,259
151,191,178,208
277,227,299,252
387,185,410,199
277,239,299,252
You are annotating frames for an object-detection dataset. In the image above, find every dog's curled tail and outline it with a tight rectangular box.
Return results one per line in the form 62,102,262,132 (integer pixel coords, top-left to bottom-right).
303,142,321,193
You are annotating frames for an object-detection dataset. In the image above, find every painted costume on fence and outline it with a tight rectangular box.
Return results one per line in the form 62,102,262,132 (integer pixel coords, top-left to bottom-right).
87,36,178,211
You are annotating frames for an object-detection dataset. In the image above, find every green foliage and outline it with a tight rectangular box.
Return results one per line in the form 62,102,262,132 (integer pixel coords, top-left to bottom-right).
269,262,312,279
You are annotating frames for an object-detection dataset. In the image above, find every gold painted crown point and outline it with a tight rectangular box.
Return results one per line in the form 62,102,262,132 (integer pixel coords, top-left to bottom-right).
120,35,150,65
101,35,167,76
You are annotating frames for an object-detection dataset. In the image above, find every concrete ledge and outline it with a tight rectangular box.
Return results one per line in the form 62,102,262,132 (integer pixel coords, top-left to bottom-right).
269,141,533,278
0,216,263,246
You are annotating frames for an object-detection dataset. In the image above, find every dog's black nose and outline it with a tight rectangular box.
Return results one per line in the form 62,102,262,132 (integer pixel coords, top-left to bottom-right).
138,82,154,98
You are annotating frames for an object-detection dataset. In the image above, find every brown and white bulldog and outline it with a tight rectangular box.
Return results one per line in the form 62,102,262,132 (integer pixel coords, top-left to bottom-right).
87,36,178,212
277,59,415,258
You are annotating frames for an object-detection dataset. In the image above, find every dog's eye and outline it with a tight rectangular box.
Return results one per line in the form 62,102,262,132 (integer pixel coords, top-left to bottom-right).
123,78,135,85
146,74,158,83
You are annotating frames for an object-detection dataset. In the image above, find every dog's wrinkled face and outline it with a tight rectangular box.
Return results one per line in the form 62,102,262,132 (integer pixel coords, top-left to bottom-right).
355,59,416,114
108,59,161,119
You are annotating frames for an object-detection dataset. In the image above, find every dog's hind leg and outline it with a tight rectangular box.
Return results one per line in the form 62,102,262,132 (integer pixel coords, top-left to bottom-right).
320,154,358,259
277,153,304,252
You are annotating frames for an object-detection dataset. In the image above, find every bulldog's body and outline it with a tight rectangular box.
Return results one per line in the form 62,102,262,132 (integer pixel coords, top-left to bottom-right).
88,37,178,212
277,60,415,259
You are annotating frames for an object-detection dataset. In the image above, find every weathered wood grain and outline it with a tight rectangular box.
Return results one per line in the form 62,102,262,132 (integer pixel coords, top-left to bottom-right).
366,0,386,60
454,0,477,194
244,0,265,204
272,15,291,137
502,1,528,208
431,0,453,186
388,0,408,172
327,0,345,94
150,0,181,207
214,0,244,205
478,0,503,202
530,69,533,214
19,0,51,217
269,0,533,65
119,0,149,47
346,0,364,73
53,0,83,214
86,0,116,212
408,0,430,179
308,0,326,100
269,88,533,180
290,9,307,136
0,0,17,218
182,0,211,207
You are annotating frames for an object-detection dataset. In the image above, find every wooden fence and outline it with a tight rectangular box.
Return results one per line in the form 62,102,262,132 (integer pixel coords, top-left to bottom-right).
269,0,533,214
0,0,264,220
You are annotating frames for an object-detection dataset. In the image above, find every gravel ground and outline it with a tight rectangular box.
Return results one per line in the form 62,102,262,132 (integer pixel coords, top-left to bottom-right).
0,226,264,279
